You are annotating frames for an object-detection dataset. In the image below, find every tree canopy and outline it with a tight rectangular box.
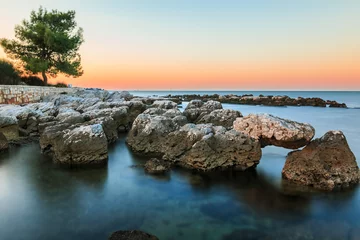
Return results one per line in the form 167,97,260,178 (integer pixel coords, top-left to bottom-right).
0,59,20,85
0,7,84,85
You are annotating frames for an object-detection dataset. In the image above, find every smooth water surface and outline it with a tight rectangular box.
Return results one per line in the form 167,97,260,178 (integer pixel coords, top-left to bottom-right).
1,92,360,240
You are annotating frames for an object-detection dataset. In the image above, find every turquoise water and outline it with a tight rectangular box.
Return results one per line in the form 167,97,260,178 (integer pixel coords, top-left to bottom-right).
1,91,360,239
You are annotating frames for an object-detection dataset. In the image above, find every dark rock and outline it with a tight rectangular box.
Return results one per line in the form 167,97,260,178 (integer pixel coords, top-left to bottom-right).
282,131,360,190
109,230,158,240
0,132,9,151
144,158,171,174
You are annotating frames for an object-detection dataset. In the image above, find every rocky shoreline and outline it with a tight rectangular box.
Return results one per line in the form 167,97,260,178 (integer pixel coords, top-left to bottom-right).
0,88,359,239
163,93,348,108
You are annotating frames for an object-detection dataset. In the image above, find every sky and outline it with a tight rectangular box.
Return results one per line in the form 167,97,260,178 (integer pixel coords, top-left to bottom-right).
0,0,359,90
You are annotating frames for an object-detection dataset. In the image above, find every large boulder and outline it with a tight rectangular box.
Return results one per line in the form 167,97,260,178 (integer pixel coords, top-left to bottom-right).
109,230,158,240
0,116,19,140
197,109,242,128
163,124,262,171
0,132,9,151
183,100,223,122
51,124,108,165
126,108,187,155
282,131,360,190
233,114,315,149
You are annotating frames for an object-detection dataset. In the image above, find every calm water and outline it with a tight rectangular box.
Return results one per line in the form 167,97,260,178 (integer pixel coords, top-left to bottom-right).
1,91,360,240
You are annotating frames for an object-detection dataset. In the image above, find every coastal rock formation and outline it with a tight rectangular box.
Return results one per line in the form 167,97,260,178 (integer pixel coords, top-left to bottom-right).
197,109,242,129
163,124,262,171
126,108,188,154
144,158,171,174
282,131,360,190
109,230,159,240
183,100,223,122
233,114,315,149
151,100,178,109
51,124,108,165
0,132,9,151
0,116,19,140
168,93,347,108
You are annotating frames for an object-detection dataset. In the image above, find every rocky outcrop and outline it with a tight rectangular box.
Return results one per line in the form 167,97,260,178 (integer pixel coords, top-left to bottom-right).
183,100,223,122
0,132,8,151
233,114,315,149
45,124,108,165
282,131,359,190
169,93,347,108
163,124,262,171
144,158,171,174
109,230,159,240
0,116,19,140
197,109,242,128
126,108,187,155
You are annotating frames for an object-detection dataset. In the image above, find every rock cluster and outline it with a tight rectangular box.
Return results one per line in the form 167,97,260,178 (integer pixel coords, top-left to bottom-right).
282,131,359,190
0,89,147,165
127,101,262,171
109,230,159,240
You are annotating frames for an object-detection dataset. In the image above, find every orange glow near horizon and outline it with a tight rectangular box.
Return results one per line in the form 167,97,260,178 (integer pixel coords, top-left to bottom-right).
1,1,359,90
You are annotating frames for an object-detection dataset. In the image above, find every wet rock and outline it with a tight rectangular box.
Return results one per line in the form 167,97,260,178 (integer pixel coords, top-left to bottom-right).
109,230,159,240
0,132,9,151
52,124,108,165
151,100,178,109
144,158,171,174
197,109,242,128
282,131,360,190
0,116,19,140
163,124,262,171
233,114,315,149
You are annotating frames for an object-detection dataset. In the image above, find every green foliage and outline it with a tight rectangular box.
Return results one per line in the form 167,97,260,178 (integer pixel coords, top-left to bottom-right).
0,59,20,85
0,6,84,85
51,82,68,88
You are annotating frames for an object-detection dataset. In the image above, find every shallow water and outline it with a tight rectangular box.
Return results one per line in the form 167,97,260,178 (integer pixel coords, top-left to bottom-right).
1,93,360,240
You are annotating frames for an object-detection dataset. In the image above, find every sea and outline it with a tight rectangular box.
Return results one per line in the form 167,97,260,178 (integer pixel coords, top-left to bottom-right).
0,91,360,240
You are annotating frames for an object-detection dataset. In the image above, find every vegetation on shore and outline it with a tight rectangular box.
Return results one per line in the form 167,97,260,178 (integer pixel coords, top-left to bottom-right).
0,6,83,86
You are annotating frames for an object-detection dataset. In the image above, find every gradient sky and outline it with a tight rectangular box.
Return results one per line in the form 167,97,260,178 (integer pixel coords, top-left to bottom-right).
1,0,359,90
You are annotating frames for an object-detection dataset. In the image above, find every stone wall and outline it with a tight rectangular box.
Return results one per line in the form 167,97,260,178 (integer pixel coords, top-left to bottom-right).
0,85,77,104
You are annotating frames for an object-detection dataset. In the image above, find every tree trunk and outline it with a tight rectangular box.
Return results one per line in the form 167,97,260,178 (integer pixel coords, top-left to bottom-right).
42,71,48,86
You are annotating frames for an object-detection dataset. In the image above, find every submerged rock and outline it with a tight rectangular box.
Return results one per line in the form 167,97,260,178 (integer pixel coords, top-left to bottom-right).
233,114,315,149
144,158,171,174
0,116,19,140
197,109,242,128
109,230,159,240
282,131,360,190
0,132,9,151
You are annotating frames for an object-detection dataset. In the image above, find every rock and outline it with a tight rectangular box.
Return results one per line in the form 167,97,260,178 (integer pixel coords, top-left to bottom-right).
109,230,159,240
197,109,242,128
126,109,187,155
282,131,360,190
55,108,85,124
51,124,108,165
144,158,171,174
0,132,9,151
0,116,19,140
233,114,315,149
151,100,178,109
106,91,133,101
183,100,223,122
163,124,262,171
